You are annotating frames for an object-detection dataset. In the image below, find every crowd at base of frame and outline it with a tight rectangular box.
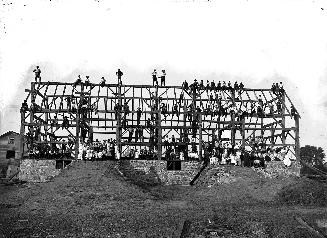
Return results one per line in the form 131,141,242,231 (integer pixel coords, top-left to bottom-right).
27,137,295,168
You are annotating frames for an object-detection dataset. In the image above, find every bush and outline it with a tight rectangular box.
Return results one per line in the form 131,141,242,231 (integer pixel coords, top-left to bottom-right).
277,179,327,206
0,165,8,178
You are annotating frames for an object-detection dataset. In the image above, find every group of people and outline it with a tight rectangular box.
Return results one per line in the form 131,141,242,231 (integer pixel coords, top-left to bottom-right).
32,66,125,86
158,79,298,125
121,147,158,160
203,141,294,168
27,137,118,161
73,69,124,87
182,79,245,95
271,82,285,96
157,136,294,168
77,138,171,161
28,137,75,159
77,139,118,161
152,69,166,86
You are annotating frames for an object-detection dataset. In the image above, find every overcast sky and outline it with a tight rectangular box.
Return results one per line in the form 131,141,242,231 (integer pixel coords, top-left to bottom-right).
0,0,326,152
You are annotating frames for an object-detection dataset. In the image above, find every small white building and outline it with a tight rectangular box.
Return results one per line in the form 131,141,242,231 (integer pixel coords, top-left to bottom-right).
0,131,21,178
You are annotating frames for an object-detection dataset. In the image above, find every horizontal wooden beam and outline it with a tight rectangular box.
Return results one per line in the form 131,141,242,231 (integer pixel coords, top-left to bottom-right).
22,157,76,161
262,120,282,128
44,95,269,103
91,131,116,134
33,82,274,92
28,109,294,119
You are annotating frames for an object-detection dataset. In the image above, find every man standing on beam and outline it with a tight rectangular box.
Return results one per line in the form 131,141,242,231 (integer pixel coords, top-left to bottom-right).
116,69,123,84
152,69,158,86
160,69,166,86
33,66,41,83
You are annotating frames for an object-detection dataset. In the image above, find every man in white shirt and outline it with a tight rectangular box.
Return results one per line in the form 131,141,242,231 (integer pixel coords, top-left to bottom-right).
160,70,166,86
115,145,120,160
33,66,41,82
134,149,140,159
180,151,184,161
230,153,237,165
283,149,292,167
283,156,292,167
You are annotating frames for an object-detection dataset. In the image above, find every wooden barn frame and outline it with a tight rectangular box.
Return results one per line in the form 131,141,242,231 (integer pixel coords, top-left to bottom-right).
19,79,300,161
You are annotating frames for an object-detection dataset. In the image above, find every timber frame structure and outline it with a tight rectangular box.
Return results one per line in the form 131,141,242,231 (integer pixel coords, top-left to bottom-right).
19,80,300,161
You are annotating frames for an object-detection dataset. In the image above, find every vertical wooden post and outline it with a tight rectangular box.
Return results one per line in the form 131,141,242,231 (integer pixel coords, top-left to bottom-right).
45,97,49,142
281,93,286,144
231,90,236,148
192,90,196,120
217,115,221,141
132,87,135,127
183,99,188,157
155,85,162,159
75,110,80,160
192,89,200,157
85,86,92,137
260,117,264,138
30,82,35,150
89,126,93,142
157,112,162,160
231,113,235,148
116,82,122,155
295,115,300,160
179,95,183,144
270,124,275,145
198,113,202,160
241,117,245,150
19,109,25,160
75,84,83,160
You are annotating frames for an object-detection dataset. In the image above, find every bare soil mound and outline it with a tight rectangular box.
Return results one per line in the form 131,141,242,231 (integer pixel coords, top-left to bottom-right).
0,161,326,237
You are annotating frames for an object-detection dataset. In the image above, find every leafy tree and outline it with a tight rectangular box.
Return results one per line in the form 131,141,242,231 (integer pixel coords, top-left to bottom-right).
300,145,325,165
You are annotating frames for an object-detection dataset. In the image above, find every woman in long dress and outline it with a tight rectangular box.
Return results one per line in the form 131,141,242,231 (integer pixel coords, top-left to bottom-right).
221,149,227,165
78,142,84,160
86,145,93,161
230,152,236,165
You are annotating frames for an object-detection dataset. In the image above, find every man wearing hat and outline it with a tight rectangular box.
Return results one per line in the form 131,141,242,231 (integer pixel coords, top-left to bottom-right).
152,69,158,86
116,69,123,84
33,66,41,82
100,76,106,87
160,69,166,86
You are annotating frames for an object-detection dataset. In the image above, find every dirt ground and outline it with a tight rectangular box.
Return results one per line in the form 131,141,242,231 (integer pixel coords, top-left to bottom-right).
0,161,326,238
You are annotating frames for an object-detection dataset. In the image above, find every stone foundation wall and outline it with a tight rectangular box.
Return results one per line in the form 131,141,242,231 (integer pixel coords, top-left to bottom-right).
255,160,301,178
19,159,61,182
120,160,202,185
